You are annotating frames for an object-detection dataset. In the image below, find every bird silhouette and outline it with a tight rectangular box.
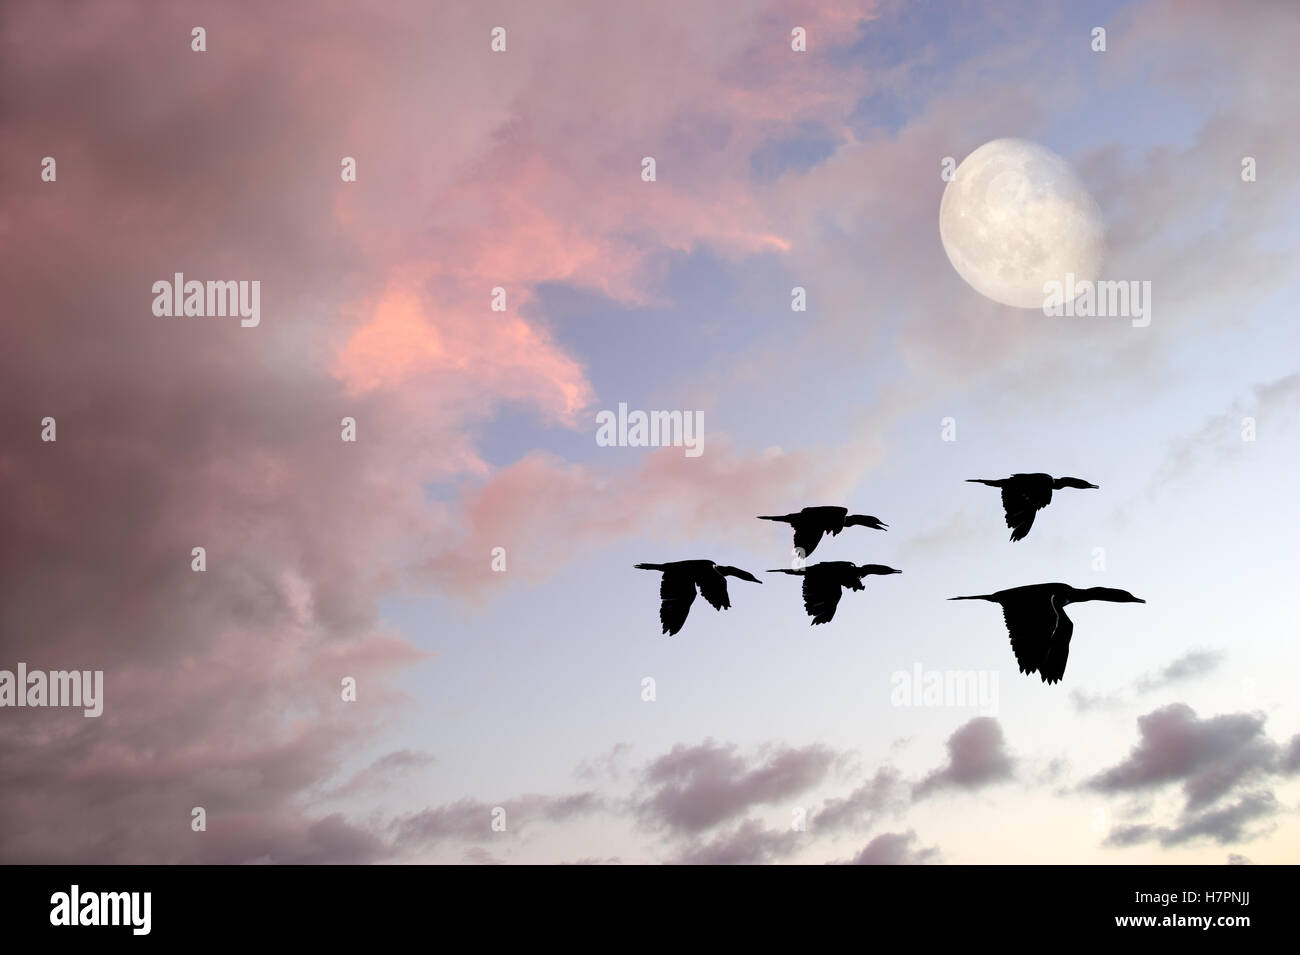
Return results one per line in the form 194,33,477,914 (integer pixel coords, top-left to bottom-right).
966,473,1097,541
634,560,762,635
949,583,1144,684
757,506,888,558
767,561,900,625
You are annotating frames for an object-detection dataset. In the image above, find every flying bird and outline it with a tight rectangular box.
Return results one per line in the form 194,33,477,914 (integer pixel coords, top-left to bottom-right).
949,583,1144,684
767,561,901,625
966,473,1098,541
757,506,888,558
634,560,762,636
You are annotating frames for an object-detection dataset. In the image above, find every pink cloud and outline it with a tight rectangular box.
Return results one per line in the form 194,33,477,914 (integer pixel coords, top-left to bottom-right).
0,0,885,863
419,436,866,598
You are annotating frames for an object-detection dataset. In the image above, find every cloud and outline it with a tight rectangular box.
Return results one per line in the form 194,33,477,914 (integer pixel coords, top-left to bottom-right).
1085,704,1278,811
0,0,881,863
419,437,866,601
841,831,939,865
391,792,603,853
236,813,390,866
562,856,622,866
1281,735,1300,775
1090,704,1299,851
1103,824,1156,849
1133,650,1225,694
635,740,837,834
0,633,426,863
814,767,907,832
462,847,506,866
1160,793,1277,846
669,819,804,865
1104,793,1277,849
1152,373,1300,490
325,749,436,800
623,738,973,863
1072,650,1225,714
1070,688,1127,715
574,743,635,783
913,717,1014,799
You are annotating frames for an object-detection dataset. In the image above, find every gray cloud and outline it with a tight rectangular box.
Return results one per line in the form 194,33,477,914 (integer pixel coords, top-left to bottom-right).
1134,650,1225,694
1071,650,1224,714
1103,824,1155,849
841,831,939,866
1090,703,1298,851
326,749,436,799
913,717,1014,799
1085,704,1277,811
0,0,878,865
391,791,602,852
1070,688,1126,715
1153,373,1300,490
1279,735,1300,775
574,743,634,783
562,856,622,865
635,740,837,834
815,767,907,832
669,819,804,865
1163,793,1277,846
1105,792,1277,849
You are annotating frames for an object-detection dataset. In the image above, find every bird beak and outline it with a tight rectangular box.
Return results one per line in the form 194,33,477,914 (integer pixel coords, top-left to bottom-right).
1086,483,1099,489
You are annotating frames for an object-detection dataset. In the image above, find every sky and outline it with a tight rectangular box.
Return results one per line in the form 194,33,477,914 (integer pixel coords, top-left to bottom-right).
1,0,1298,864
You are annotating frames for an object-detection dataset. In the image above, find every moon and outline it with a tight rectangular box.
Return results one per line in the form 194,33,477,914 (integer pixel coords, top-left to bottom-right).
939,138,1104,309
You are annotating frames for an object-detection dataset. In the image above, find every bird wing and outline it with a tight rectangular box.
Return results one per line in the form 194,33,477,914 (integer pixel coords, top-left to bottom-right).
1038,600,1074,684
791,519,824,558
696,568,732,612
1000,484,1051,541
999,595,1059,675
658,571,698,635
802,574,843,625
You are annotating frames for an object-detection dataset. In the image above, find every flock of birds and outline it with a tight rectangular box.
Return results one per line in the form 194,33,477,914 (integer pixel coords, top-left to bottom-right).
635,473,1144,686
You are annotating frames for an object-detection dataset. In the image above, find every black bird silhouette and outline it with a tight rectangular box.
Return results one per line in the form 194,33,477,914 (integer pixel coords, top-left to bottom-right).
757,506,888,558
634,560,762,635
949,583,1144,684
966,473,1098,541
767,561,900,625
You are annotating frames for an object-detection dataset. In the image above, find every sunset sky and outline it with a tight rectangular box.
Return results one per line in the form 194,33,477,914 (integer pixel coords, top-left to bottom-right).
2,0,1298,864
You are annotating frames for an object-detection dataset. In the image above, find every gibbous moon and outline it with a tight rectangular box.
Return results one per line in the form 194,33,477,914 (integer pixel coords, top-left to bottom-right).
939,138,1104,309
